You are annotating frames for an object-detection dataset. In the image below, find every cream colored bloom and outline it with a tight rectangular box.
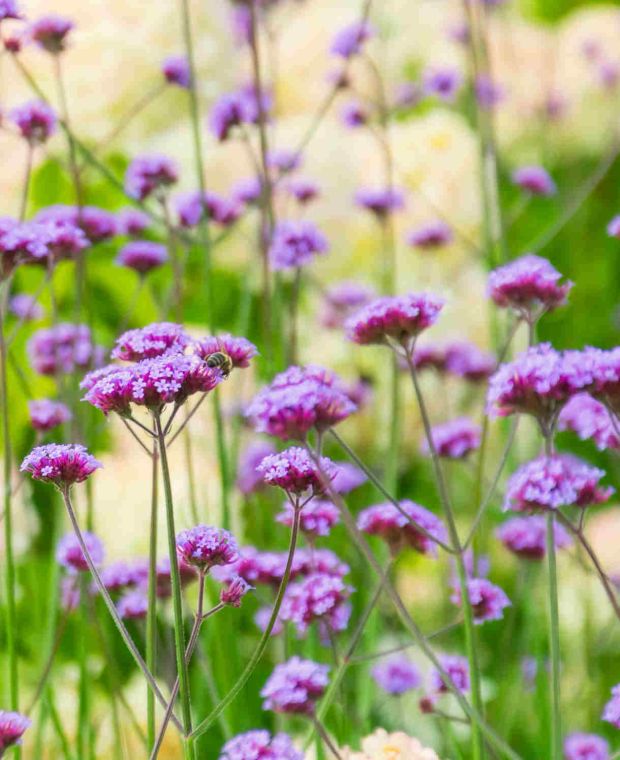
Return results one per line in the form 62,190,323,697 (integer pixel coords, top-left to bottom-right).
342,728,441,760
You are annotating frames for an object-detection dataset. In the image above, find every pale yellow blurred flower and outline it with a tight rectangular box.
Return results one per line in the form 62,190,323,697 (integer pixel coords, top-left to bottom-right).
342,728,441,760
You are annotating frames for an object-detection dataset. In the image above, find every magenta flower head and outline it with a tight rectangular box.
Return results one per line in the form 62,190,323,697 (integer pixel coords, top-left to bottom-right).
430,654,470,694
0,222,51,272
9,294,43,322
57,531,104,572
444,341,495,382
321,281,376,329
11,100,57,144
233,176,263,206
112,322,189,361
330,20,374,59
497,515,572,560
209,88,270,141
564,733,609,760
37,205,116,244
559,393,619,451
475,74,505,109
115,241,168,276
116,208,151,237
269,220,329,271
512,166,556,197
341,100,370,128
162,54,191,88
423,67,463,102
257,447,335,497
277,499,340,537
246,364,357,441
0,712,30,754
191,333,258,370
30,14,73,54
354,187,405,219
267,149,301,177
219,730,303,760
286,178,320,205
607,215,620,239
220,575,253,608
281,571,352,637
176,525,239,573
488,254,572,317
21,443,102,489
41,220,89,263
125,154,179,201
346,292,444,349
407,221,453,250
422,417,481,459
357,500,447,556
261,656,329,715
371,655,422,695
504,455,613,513
236,440,277,495
28,399,71,433
28,323,103,376
451,578,510,624
175,190,241,228
0,0,21,21
117,590,148,620
603,684,620,729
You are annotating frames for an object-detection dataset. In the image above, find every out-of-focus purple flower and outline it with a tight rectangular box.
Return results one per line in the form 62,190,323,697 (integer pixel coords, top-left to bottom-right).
0,0,21,21
488,254,571,315
0,223,51,274
277,499,340,537
61,576,81,612
371,655,422,695
330,21,374,59
0,712,31,754
422,417,481,459
341,101,370,128
607,215,620,239
28,323,103,376
246,365,357,441
475,75,505,109
598,60,620,90
220,575,253,607
286,178,320,205
406,221,453,250
100,560,137,593
233,177,262,206
346,292,444,347
354,187,405,218
512,166,556,197
564,732,609,760
219,730,303,760
36,205,117,244
268,220,328,271
125,154,179,201
257,447,335,497
211,546,303,587
261,656,329,715
602,684,620,728
410,344,447,373
229,5,253,46
504,455,613,513
175,190,242,228
4,33,22,53
451,578,510,624
267,149,301,177
331,462,367,493
209,88,270,141
281,571,352,637
393,81,423,109
423,67,463,102
28,399,71,433
10,100,57,144
112,322,189,361
357,500,447,556
321,281,376,330
190,333,258,369
115,241,168,276
57,531,104,572
543,91,568,121
116,208,151,237
345,374,374,409
162,54,191,88
236,440,277,495
559,393,619,450
445,341,495,382
42,221,89,262
30,14,73,54
22,443,101,488
176,525,238,572
117,590,148,620
497,515,572,560
429,654,469,694
447,21,470,45
9,294,43,322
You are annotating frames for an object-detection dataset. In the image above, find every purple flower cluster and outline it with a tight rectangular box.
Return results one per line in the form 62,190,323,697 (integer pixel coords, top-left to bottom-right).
162,55,191,88
28,323,103,376
277,499,340,537
407,221,453,250
559,393,619,450
28,399,71,433
451,578,511,624
125,154,179,201
116,208,151,237
268,220,329,271
357,500,447,556
286,178,320,205
115,241,168,276
261,656,329,714
36,204,116,243
30,14,73,53
175,525,239,572
0,0,21,21
564,733,609,760
117,590,148,620
371,655,422,695
21,444,102,487
320,281,376,329
0,712,31,754
487,255,572,316
11,100,57,144
496,515,572,560
429,654,470,694
410,341,495,382
330,21,374,59
220,576,253,607
209,87,270,141
511,166,556,197
354,187,405,218
422,417,481,459
281,571,352,637
9,294,43,322
191,333,258,369
57,531,104,573
602,684,620,729
257,447,335,497
423,67,463,102
111,322,189,362
219,730,303,760
175,191,241,228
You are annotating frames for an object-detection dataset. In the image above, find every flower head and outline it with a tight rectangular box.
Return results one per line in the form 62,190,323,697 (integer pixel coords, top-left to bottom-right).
330,462,367,493
28,323,103,376
261,656,329,714
115,241,168,276
341,101,370,128
269,220,328,271
175,190,241,228
281,572,352,637
219,730,303,760
330,21,374,59
257,447,335,497
9,294,43,322
116,208,151,237
354,187,405,218
607,216,620,239
57,531,104,572
488,255,572,315
191,333,258,369
117,590,148,620
162,55,191,88
30,14,73,53
444,341,495,382
125,154,178,201
112,322,189,361
423,67,462,102
321,281,376,330
0,0,21,21
0,712,30,753
512,166,556,197
451,578,511,624
28,399,71,433
602,684,620,729
277,499,340,537
11,100,57,144
475,75,505,109
220,576,253,608
497,515,572,560
100,560,138,593
559,393,619,450
209,88,270,141
371,656,422,695
21,443,102,487
357,500,447,556
176,525,239,572
286,178,320,205
346,293,444,347
406,221,453,250
37,205,116,243
564,733,609,760
429,654,470,694
422,417,481,459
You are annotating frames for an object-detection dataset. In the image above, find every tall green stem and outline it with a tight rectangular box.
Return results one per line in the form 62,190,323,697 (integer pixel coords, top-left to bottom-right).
146,444,159,749
546,510,561,760
77,575,90,759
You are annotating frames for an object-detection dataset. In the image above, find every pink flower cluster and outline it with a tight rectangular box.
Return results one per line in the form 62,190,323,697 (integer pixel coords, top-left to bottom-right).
451,578,511,624
496,515,572,560
57,531,104,573
488,254,572,316
28,399,71,432
421,417,481,459
28,323,103,376
257,447,335,497
175,525,239,572
219,730,303,760
261,656,329,714
357,500,447,556
280,571,352,637
346,293,444,347
21,444,102,487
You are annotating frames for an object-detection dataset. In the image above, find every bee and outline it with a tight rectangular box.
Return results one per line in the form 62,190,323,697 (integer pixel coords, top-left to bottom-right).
205,351,233,379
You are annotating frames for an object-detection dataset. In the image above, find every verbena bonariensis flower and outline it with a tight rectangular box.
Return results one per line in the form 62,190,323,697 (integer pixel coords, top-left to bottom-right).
354,187,405,218
341,100,370,128
564,732,609,760
444,341,496,382
277,499,340,537
496,515,572,560
268,220,329,271
577,347,620,414
233,176,262,206
0,0,21,21
116,208,151,237
602,684,620,728
298,548,349,578
10,100,57,144
125,154,179,201
100,560,138,593
30,14,73,53
267,149,301,177
281,571,352,637
111,322,189,361
286,178,320,205
28,323,103,375
36,204,117,243
176,525,239,572
209,89,269,141
0,711,31,754
9,294,43,321
357,500,447,556
512,166,556,197
246,364,357,440
162,54,191,88
475,74,504,109
330,20,374,58
371,655,422,695
406,221,453,250
261,656,329,714
191,333,258,369
346,293,444,348
220,575,253,607
421,417,481,459
236,440,277,495
175,190,241,228
257,447,336,497
331,462,367,493
321,281,376,329
115,241,168,276
450,578,511,624
41,220,89,263
117,590,148,620
21,443,101,488
504,455,613,512
423,66,462,102
219,730,303,760
429,654,469,694
57,531,104,572
607,216,620,239
0,223,50,274
487,255,572,316
29,399,71,433
559,393,619,450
